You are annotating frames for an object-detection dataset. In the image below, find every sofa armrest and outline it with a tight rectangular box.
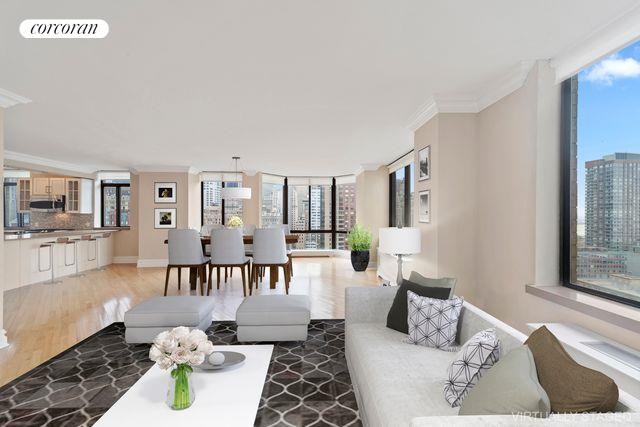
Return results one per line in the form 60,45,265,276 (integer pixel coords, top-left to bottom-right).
345,286,397,324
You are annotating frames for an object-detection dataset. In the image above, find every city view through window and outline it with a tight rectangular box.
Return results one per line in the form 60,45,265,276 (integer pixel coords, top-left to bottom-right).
204,176,357,250
571,40,640,304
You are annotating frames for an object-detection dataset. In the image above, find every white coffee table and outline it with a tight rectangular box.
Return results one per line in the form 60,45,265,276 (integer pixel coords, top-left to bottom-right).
94,345,273,427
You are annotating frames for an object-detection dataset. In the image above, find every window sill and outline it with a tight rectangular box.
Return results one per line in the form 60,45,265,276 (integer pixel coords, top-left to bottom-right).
526,284,640,334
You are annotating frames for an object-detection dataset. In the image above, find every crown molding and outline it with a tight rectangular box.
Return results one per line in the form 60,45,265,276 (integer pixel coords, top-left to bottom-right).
354,163,383,175
551,3,640,83
0,88,31,108
4,150,97,175
130,165,201,174
407,60,535,132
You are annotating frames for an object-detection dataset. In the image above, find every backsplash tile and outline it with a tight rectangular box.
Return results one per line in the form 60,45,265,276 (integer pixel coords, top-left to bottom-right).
30,212,94,229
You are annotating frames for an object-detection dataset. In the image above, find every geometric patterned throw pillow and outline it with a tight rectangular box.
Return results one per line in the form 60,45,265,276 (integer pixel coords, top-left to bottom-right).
444,329,501,407
406,290,464,350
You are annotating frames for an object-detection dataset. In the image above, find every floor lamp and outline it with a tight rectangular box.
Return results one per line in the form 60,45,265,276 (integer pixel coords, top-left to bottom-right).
379,227,421,285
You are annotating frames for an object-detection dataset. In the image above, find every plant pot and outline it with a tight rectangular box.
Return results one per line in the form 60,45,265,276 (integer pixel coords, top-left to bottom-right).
350,250,370,272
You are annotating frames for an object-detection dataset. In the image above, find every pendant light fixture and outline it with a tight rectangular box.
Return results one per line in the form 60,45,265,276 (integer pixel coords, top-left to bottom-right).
221,156,252,199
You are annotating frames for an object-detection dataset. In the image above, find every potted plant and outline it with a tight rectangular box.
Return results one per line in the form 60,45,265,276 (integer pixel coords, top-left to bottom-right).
347,224,373,271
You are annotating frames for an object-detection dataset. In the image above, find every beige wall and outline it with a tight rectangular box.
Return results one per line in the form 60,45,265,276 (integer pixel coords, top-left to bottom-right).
137,172,191,263
405,61,640,350
355,166,389,264
473,62,640,350
243,173,261,227
113,173,139,260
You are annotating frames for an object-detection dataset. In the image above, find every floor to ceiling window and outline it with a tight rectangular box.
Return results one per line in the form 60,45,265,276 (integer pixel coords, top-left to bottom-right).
335,178,356,249
260,174,356,250
389,155,414,227
201,174,244,227
562,40,640,307
261,174,284,227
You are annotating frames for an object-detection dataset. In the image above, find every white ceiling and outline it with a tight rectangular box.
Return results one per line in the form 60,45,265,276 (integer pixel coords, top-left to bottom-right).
1,1,638,175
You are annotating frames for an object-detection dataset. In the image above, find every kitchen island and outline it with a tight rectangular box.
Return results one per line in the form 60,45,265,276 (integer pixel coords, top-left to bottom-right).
4,229,119,291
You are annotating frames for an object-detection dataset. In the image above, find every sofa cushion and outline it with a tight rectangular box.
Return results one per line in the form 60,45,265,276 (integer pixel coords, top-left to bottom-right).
525,326,618,413
387,280,451,333
124,296,215,327
444,329,501,407
407,291,463,350
459,346,550,417
408,272,457,299
346,322,458,426
236,295,310,326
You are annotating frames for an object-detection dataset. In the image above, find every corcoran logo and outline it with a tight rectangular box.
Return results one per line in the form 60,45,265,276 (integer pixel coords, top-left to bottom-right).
19,19,109,39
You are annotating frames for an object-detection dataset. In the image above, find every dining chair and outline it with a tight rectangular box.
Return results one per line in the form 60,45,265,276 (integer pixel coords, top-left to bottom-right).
250,228,291,295
200,224,223,256
165,229,209,296
208,228,251,296
274,223,294,276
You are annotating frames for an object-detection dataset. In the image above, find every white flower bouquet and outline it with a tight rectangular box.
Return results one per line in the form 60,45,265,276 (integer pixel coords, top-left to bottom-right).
149,326,214,410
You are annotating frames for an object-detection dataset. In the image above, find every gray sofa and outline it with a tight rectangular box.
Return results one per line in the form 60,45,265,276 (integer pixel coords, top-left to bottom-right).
345,287,640,426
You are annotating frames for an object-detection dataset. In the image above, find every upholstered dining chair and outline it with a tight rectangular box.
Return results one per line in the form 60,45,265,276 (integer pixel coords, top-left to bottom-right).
165,229,210,296
208,228,251,296
200,224,223,256
250,228,291,295
274,223,294,276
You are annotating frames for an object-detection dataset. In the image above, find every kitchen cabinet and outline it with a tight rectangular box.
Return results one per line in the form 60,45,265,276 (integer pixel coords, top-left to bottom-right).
17,179,31,212
31,177,66,197
32,177,50,196
66,178,93,213
50,178,65,196
3,231,116,290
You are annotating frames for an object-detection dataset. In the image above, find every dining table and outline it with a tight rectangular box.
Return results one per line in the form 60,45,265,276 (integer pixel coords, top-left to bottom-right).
163,234,299,291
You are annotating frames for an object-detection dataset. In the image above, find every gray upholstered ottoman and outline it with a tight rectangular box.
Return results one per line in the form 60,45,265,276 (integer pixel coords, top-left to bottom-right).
236,295,310,342
124,296,215,343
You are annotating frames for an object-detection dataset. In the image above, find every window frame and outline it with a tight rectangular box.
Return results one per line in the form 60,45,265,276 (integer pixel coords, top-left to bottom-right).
200,180,244,227
284,177,346,250
389,163,412,227
100,182,130,228
209,175,355,250
560,76,640,309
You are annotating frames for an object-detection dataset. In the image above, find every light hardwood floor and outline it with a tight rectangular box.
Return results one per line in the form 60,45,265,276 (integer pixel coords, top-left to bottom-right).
0,257,380,387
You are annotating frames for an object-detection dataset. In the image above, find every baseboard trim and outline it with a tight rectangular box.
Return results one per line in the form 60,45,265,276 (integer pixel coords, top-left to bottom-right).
137,259,168,268
113,256,138,264
0,329,8,349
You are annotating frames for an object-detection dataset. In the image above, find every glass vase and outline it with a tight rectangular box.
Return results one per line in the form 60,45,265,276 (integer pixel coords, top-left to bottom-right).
166,364,194,410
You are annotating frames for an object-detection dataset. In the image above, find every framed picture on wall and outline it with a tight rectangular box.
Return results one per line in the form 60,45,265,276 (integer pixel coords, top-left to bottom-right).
155,208,177,229
419,145,431,181
154,182,177,203
419,190,430,223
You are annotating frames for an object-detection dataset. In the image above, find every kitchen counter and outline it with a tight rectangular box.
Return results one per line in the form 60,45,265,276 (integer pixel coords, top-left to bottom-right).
4,228,123,240
4,230,117,290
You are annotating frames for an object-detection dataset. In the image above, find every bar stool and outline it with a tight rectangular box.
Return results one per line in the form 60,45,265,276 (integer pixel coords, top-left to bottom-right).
68,236,85,277
81,234,98,270
39,238,66,284
95,232,111,271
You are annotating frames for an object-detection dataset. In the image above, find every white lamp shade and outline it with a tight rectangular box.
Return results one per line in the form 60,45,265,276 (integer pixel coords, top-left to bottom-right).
221,187,252,199
379,227,421,255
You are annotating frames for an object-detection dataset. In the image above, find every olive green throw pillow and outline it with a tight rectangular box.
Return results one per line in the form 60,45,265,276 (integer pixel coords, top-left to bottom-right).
459,346,550,417
386,280,450,334
524,326,618,413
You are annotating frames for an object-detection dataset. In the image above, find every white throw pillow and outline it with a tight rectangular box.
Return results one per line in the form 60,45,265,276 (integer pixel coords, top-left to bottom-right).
406,290,464,350
444,329,501,407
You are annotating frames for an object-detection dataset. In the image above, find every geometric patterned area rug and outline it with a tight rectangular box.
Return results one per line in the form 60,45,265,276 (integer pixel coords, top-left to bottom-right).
0,320,362,427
